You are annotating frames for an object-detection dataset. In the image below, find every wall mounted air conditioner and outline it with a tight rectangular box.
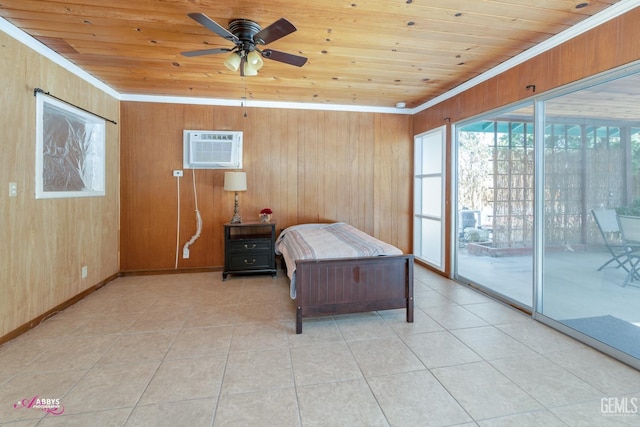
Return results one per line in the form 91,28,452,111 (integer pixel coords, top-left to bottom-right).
183,130,243,169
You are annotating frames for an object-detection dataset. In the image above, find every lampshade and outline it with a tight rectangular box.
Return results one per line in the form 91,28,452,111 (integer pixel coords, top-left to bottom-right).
247,50,264,70
243,61,258,76
224,172,247,192
224,52,241,71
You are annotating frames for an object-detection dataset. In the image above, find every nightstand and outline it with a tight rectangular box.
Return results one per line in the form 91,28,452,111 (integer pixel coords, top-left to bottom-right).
223,221,277,280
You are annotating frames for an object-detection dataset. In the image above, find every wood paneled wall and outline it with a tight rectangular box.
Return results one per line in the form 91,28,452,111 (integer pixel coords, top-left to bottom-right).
0,31,120,339
120,104,413,271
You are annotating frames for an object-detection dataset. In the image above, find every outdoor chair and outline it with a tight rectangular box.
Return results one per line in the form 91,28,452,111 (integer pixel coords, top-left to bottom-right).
591,209,635,273
615,214,640,287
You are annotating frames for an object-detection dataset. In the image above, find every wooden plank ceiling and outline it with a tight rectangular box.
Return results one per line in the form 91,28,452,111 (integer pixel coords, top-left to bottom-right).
0,0,622,108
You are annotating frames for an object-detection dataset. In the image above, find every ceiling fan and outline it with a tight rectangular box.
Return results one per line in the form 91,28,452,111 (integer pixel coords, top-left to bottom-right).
181,13,308,76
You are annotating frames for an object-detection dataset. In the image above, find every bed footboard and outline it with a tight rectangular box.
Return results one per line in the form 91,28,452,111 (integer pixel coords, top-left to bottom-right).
294,255,414,333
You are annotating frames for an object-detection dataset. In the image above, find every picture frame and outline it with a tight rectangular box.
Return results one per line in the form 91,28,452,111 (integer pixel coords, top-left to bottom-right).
35,92,106,199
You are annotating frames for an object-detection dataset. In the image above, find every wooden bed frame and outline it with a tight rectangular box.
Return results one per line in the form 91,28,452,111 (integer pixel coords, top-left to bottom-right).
293,254,414,333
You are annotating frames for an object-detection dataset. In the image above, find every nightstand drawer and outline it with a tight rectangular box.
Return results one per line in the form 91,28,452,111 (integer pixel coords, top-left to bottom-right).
228,240,272,253
229,253,271,269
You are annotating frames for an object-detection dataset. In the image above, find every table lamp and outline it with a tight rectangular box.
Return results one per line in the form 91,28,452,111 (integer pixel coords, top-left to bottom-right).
224,171,247,223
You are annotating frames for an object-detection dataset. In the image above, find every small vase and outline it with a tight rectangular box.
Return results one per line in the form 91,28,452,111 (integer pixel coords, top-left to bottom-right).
260,214,272,223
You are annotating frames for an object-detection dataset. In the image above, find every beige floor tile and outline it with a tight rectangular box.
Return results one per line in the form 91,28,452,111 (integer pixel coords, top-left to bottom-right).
139,355,226,404
17,316,81,340
2,265,638,426
432,361,543,420
290,343,362,386
348,336,425,377
183,305,240,328
545,347,640,394
414,289,457,309
193,289,243,307
286,318,345,348
437,286,494,305
368,370,472,426
30,335,119,372
125,398,216,427
334,312,396,341
404,331,482,368
97,331,176,365
490,353,603,407
421,305,489,329
221,348,293,394
0,421,39,427
229,321,289,352
61,362,158,414
234,303,288,324
214,388,300,427
550,397,640,426
165,325,233,360
463,301,531,325
0,340,50,377
379,308,445,338
451,326,532,360
125,309,187,333
0,370,85,423
297,379,389,427
238,285,286,305
477,410,567,427
70,313,142,336
497,320,585,354
38,407,132,426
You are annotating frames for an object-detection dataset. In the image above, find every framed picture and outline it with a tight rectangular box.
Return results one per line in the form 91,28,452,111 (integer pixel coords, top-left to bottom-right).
35,92,106,199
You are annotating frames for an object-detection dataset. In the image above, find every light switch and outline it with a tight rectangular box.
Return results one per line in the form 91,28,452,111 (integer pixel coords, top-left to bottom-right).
9,182,17,198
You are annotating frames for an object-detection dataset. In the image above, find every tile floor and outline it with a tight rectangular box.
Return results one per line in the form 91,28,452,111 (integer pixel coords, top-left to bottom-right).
1,264,640,426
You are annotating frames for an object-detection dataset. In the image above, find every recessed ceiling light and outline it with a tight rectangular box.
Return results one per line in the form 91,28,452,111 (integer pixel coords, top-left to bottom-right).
395,102,406,108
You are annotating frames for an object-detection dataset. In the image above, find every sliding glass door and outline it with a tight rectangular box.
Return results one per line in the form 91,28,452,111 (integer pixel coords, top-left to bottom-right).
539,72,640,365
448,66,640,368
454,104,534,308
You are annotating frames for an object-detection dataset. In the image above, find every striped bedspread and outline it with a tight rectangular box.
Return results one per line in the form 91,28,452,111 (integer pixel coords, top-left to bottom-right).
275,222,403,298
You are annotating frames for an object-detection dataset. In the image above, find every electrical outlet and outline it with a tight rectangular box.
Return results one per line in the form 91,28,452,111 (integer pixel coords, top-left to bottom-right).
183,247,190,259
9,182,17,198
173,170,183,177
81,266,88,279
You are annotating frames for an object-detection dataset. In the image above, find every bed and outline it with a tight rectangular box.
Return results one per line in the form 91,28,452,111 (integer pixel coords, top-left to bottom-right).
275,222,414,333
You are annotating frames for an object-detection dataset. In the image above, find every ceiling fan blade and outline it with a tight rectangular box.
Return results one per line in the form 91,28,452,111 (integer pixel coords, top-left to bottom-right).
262,49,307,67
187,12,238,43
181,47,232,57
253,18,297,45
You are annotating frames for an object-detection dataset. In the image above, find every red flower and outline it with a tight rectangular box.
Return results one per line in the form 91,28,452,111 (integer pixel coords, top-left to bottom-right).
260,208,273,215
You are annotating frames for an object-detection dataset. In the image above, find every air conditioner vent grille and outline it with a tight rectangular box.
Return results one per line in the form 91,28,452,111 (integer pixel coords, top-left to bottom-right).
183,130,242,169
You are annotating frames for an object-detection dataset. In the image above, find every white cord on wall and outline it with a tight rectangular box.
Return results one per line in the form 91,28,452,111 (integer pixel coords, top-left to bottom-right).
182,169,202,259
175,175,181,269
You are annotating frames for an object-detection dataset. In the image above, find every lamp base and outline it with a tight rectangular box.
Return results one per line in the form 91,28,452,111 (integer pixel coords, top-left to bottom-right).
230,191,242,223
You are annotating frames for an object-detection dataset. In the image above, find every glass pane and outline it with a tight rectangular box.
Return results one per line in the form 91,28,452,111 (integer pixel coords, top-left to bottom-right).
455,104,534,307
541,72,640,362
421,131,442,174
422,177,441,217
419,217,442,266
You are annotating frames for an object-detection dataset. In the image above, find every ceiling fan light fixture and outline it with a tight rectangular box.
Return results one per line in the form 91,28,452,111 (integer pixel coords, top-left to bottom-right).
224,52,241,71
247,50,264,70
